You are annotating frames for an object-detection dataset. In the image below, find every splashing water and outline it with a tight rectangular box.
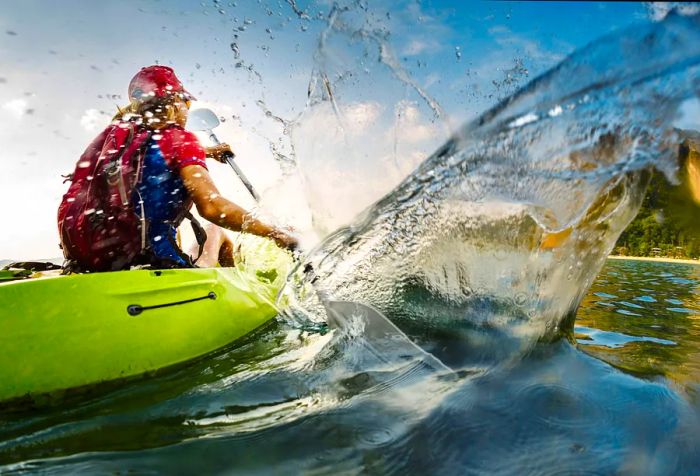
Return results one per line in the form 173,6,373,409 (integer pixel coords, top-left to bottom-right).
280,13,700,348
265,2,454,237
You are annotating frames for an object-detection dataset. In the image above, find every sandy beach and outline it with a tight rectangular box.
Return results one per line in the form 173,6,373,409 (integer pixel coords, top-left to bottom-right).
608,255,700,265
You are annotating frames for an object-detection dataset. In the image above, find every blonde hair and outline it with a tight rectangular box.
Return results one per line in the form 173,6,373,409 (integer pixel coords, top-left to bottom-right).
113,95,188,129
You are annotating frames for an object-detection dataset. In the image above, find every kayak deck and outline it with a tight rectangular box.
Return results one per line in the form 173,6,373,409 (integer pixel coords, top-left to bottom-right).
0,240,291,404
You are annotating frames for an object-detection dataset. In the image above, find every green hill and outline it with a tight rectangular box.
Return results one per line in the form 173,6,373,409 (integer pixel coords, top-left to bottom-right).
613,131,700,259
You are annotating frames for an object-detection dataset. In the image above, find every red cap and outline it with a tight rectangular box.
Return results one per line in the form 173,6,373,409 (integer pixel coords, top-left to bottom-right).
128,65,195,102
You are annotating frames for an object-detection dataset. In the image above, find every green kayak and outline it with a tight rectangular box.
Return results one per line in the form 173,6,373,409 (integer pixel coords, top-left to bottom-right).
0,235,292,404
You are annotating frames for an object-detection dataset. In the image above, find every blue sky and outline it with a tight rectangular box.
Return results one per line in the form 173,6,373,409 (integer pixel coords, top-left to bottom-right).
0,1,664,258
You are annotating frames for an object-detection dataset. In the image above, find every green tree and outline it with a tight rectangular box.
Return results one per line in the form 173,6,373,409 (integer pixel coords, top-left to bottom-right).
614,134,699,258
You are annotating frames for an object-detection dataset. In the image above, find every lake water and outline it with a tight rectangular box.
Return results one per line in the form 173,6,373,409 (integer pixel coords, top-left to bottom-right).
0,258,698,475
576,259,700,396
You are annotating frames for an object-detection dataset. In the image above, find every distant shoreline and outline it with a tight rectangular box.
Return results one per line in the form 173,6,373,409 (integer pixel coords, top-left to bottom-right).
608,255,700,265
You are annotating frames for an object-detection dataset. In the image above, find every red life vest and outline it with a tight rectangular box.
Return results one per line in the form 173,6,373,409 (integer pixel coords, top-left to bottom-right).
57,121,152,271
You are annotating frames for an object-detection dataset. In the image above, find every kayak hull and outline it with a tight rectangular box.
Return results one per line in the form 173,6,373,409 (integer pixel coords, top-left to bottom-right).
0,264,285,403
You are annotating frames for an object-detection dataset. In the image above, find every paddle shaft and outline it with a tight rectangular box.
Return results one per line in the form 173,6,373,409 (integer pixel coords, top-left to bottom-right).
207,131,262,202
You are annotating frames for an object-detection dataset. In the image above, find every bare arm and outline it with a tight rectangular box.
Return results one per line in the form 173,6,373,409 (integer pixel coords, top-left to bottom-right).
180,165,297,250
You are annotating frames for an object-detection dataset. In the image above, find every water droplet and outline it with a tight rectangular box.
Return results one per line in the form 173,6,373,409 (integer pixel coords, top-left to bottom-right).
548,105,563,117
230,42,240,59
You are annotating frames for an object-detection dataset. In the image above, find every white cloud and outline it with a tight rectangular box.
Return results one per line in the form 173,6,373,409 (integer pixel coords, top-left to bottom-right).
645,2,700,21
2,98,29,118
392,100,440,144
402,38,441,57
344,101,383,135
488,25,510,35
289,96,445,236
674,97,700,131
488,25,564,64
79,108,110,131
424,73,441,89
403,39,429,56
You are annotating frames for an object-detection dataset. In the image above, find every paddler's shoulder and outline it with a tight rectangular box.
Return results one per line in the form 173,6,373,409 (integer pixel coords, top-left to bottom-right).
158,125,202,145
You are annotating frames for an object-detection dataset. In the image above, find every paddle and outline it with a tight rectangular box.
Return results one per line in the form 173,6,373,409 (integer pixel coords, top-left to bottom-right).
186,108,262,202
187,108,452,373
323,300,453,373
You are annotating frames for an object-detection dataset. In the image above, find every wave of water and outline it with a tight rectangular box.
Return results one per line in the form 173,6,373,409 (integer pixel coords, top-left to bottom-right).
280,13,700,347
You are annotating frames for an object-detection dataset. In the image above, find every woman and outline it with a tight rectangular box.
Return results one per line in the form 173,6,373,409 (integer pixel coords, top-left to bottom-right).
59,65,297,271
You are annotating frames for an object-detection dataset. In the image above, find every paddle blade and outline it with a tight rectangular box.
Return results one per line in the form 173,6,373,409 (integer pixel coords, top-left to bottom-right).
186,108,221,132
323,300,453,373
